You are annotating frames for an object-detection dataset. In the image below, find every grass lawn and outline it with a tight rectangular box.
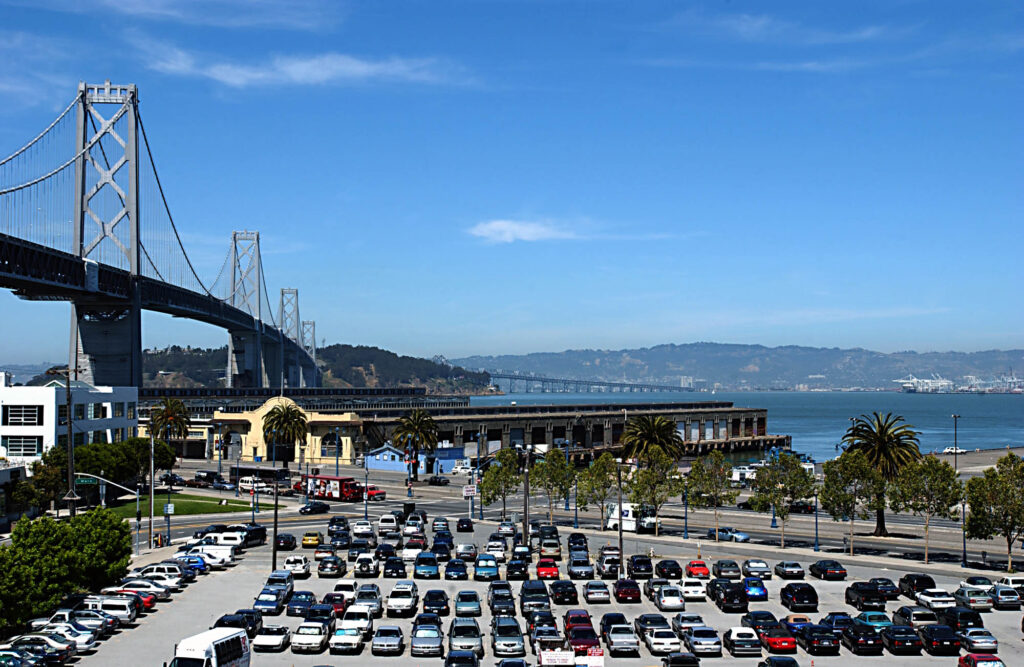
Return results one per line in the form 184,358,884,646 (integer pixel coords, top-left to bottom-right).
106,493,276,518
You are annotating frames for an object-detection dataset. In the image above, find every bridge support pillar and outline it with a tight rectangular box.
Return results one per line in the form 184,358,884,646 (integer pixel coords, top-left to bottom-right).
227,330,266,388
70,295,143,388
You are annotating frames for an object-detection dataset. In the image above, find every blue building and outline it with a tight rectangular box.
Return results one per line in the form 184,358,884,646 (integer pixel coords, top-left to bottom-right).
365,445,408,472
364,444,466,475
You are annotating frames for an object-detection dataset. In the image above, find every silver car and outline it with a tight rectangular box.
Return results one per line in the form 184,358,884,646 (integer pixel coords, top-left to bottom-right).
371,625,405,655
583,581,610,603
448,617,484,658
683,626,722,656
953,586,994,611
958,627,998,653
491,617,525,656
742,559,772,579
354,585,383,617
671,613,705,638
410,624,444,657
605,624,640,655
568,558,594,580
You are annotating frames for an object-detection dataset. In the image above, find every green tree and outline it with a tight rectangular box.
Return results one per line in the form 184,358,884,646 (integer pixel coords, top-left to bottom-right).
842,412,921,536
965,453,1024,572
688,450,739,541
391,409,438,481
749,453,816,549
577,453,617,531
7,516,79,623
123,437,176,482
149,396,191,459
820,450,882,556
70,508,133,588
889,456,963,564
530,454,575,523
262,402,309,465
480,448,522,519
627,446,684,536
621,415,684,462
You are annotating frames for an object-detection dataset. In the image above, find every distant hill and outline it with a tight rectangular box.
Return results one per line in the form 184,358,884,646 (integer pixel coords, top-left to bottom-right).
453,343,1024,390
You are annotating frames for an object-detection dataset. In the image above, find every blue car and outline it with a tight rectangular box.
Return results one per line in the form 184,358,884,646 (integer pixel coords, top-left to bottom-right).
474,555,499,581
446,559,469,580
433,544,452,561
174,554,210,574
784,615,814,635
818,612,854,639
415,553,441,579
455,590,482,616
744,577,768,601
706,527,750,542
287,590,317,616
434,531,455,548
253,587,286,615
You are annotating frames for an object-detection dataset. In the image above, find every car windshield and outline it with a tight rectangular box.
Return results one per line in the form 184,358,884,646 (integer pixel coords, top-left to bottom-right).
297,626,323,635
260,627,288,636
496,625,519,637
452,625,479,637
571,628,597,639
344,612,368,621
257,593,277,602
692,629,717,639
414,627,440,638
458,593,478,602
377,629,401,638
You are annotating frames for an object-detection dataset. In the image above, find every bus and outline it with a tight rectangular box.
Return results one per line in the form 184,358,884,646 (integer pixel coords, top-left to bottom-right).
228,463,291,487
169,627,250,667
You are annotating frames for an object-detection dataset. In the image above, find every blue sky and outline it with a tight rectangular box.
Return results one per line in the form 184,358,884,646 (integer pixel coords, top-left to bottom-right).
0,0,1021,364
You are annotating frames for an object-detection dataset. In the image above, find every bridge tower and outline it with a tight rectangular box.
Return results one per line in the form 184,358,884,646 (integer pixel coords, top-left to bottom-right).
278,288,302,387
69,81,143,388
301,320,317,386
226,230,268,388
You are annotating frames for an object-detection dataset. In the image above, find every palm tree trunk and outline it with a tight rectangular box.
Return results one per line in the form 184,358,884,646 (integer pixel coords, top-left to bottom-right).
412,445,419,481
873,498,888,537
924,516,930,564
780,521,786,549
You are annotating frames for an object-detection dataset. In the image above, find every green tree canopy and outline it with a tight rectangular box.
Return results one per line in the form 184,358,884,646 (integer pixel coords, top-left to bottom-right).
150,397,191,447
965,453,1024,572
820,450,883,556
688,450,739,541
621,415,685,462
627,446,684,536
530,454,575,523
842,412,921,536
577,452,618,531
480,448,523,519
262,402,309,465
391,409,438,481
749,453,816,548
889,456,963,564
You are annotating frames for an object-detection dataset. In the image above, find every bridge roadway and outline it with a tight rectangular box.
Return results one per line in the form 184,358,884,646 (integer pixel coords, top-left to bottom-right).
490,371,690,393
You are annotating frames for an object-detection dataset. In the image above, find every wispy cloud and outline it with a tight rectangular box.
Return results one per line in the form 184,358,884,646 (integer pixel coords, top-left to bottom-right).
468,220,578,244
129,33,470,88
641,56,873,74
664,10,904,46
0,30,76,110
21,0,340,31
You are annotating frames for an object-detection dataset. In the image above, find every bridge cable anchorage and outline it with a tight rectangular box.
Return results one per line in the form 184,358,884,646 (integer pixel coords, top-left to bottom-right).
0,102,129,197
0,93,80,167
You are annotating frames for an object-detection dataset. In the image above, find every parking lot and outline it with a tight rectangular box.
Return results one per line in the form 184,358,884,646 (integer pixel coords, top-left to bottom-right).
79,506,1024,666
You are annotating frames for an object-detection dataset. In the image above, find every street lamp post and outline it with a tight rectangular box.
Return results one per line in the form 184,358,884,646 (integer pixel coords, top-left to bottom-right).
683,484,689,539
813,489,820,552
477,429,484,520
615,458,624,560
363,454,370,521
771,503,778,529
300,443,307,504
213,421,222,478
334,426,340,477
961,499,968,568
521,444,533,548
235,456,241,498
406,435,415,498
564,443,571,511
952,414,961,473
573,477,579,529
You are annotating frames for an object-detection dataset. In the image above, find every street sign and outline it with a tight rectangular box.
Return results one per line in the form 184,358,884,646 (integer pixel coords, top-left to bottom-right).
463,484,477,498
539,650,575,666
586,646,605,667
163,503,175,515
75,477,97,485
62,490,81,501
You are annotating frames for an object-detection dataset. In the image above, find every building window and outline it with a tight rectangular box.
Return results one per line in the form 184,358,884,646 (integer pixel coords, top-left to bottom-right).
58,434,67,448
127,402,136,419
73,433,85,446
1,435,43,457
73,404,85,420
92,431,108,444
113,402,125,418
58,404,68,425
88,403,107,419
187,430,204,439
2,405,44,426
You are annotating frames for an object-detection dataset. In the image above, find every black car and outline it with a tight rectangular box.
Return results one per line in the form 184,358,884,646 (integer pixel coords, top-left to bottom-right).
879,625,923,654
423,589,451,615
195,524,230,539
845,582,886,611
713,560,742,579
213,613,258,639
898,573,936,599
298,500,330,515
917,624,960,655
600,612,628,640
457,518,474,532
788,500,815,514
780,583,818,612
567,533,588,550
506,559,529,580
808,560,847,580
330,532,351,549
345,545,365,563
275,533,297,550
433,544,452,561
714,583,749,613
318,556,344,578
383,557,407,578
627,555,654,579
817,612,853,639
795,625,839,655
756,658,800,667
705,578,731,600
655,559,683,579
328,516,349,536
841,624,883,655
446,559,469,580
661,652,701,667
428,476,451,486
740,610,778,632
549,581,578,605
869,577,899,600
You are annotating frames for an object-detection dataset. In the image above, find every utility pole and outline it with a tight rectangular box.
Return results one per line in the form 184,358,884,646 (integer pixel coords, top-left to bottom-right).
149,430,155,548
47,367,80,517
616,459,624,559
271,479,279,571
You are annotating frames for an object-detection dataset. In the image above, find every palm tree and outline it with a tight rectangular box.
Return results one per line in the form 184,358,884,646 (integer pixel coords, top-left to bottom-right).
391,409,438,481
262,403,308,466
150,397,190,458
621,415,685,462
842,411,921,536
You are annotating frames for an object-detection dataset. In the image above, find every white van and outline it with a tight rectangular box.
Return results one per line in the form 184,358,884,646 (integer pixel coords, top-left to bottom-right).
209,531,247,551
237,477,271,493
605,503,659,533
378,514,399,533
82,596,137,625
169,627,250,667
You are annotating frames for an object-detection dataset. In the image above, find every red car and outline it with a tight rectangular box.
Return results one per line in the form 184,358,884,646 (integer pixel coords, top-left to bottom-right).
537,558,560,579
112,589,156,610
759,627,797,653
365,484,387,501
685,560,710,578
566,626,601,655
322,592,347,615
562,609,592,632
958,655,1006,667
613,579,641,603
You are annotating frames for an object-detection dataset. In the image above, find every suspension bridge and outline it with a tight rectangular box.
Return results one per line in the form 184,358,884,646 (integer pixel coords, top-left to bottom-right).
489,372,692,393
0,81,319,389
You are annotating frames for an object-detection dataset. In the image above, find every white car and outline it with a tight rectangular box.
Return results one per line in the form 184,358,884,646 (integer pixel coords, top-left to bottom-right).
340,604,374,639
138,571,182,590
352,520,375,538
605,624,640,655
179,547,231,568
916,588,957,610
450,464,473,475
404,517,424,536
679,578,707,601
291,621,330,653
253,625,291,652
644,628,681,654
385,582,419,616
43,624,96,652
401,543,423,562
486,541,507,562
285,555,311,577
943,446,966,454
656,586,686,611
333,579,359,603
354,554,379,577
110,579,171,600
329,626,365,654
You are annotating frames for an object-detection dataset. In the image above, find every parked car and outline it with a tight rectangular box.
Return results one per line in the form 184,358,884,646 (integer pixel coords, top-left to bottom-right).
713,560,742,579
774,561,804,579
780,583,818,611
918,623,961,655
656,559,683,579
253,625,291,652
845,581,886,610
743,559,772,579
370,625,405,655
723,627,762,657
841,624,883,655
682,626,722,656
899,573,937,599
809,560,847,580
879,624,923,654
428,476,450,486
685,561,710,578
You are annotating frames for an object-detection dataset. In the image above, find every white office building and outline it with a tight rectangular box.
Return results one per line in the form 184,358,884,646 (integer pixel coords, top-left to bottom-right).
0,372,138,467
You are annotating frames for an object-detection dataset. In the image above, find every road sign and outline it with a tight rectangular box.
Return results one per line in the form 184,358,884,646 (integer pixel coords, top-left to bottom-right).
63,490,81,501
586,646,605,667
539,650,575,666
75,477,97,485
463,484,477,498
163,503,175,515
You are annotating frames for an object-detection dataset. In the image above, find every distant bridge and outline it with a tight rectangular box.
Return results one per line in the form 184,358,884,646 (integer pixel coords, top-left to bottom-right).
489,372,693,394
0,81,319,388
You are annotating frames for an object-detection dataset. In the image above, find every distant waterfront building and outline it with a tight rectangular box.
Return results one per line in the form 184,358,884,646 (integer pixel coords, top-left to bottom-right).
0,372,138,467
